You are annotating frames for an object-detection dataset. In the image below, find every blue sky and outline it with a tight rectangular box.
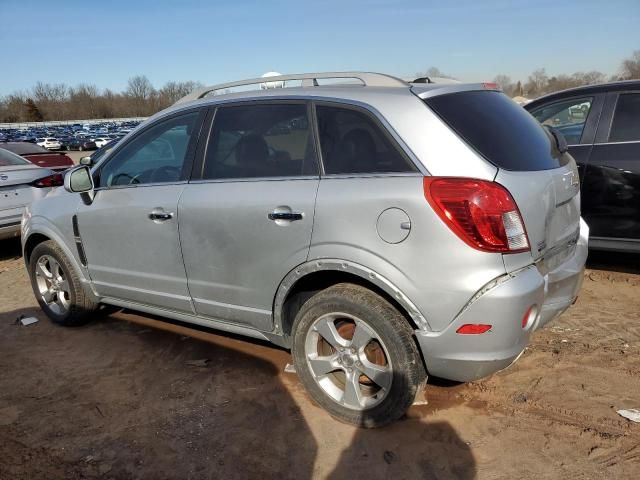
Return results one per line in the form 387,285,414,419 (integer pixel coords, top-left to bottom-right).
0,0,638,93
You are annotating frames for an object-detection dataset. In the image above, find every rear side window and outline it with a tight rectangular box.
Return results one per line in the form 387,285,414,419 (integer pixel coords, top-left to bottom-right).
609,93,640,142
203,103,318,179
315,105,415,174
426,91,566,171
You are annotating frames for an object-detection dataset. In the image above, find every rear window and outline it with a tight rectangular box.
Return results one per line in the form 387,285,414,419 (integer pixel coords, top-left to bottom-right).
425,91,566,171
2,143,49,155
0,148,29,166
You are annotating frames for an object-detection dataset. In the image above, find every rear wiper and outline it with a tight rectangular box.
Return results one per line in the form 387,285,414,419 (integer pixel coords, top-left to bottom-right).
545,126,569,154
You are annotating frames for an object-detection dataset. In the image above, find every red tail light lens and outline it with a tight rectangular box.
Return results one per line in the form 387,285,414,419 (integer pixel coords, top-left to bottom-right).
32,173,64,188
456,324,492,334
424,177,529,253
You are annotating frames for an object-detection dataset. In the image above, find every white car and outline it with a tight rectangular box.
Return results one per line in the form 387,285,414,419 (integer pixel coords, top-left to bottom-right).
93,137,111,148
0,148,52,240
36,138,62,150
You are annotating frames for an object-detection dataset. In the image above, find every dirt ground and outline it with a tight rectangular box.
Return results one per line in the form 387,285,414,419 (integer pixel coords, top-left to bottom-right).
0,236,638,480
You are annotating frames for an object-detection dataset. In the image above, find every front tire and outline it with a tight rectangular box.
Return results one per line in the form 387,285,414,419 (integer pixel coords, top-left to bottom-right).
292,283,426,428
29,241,98,326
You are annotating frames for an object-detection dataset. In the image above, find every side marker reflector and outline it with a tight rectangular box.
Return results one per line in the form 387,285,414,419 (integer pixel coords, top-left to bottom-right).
456,324,492,334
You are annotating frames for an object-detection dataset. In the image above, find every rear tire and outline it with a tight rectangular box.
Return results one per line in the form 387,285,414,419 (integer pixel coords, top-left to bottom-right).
29,241,98,326
292,283,426,428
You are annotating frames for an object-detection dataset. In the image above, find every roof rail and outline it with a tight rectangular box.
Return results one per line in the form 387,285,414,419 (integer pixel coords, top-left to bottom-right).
174,71,408,105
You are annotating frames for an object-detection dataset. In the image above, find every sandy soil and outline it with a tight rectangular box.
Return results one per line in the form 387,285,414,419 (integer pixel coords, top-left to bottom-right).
0,238,638,479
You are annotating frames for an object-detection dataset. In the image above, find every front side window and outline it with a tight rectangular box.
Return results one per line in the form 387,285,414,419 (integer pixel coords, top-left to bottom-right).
98,111,198,187
609,93,640,142
202,103,317,179
316,105,415,174
530,97,593,145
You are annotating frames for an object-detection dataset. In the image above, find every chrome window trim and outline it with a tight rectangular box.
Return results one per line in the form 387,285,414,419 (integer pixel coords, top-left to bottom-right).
592,139,640,146
186,172,422,185
93,180,189,192
188,175,319,185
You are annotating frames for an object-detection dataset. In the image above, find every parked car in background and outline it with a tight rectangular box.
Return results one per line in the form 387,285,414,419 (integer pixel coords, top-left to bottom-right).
0,148,53,240
526,80,640,252
79,139,119,166
94,137,111,148
0,142,74,170
64,138,97,151
36,138,62,150
22,72,587,427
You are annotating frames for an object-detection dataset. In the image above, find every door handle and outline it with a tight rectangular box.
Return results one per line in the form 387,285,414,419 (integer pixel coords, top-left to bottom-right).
268,212,303,221
148,210,174,221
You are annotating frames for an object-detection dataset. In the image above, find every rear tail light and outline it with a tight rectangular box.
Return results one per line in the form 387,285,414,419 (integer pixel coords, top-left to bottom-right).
32,173,64,188
456,324,492,334
424,177,529,253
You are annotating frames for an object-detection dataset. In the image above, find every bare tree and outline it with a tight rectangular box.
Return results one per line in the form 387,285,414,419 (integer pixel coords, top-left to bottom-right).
526,68,549,96
620,50,640,80
158,81,203,107
493,74,513,95
126,75,156,116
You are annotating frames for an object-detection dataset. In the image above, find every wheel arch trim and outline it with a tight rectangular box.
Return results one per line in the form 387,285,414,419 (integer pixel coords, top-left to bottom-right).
273,258,432,334
23,219,99,301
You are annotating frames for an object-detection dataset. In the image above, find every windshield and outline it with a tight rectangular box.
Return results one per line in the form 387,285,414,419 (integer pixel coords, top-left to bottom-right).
0,148,29,166
425,90,569,171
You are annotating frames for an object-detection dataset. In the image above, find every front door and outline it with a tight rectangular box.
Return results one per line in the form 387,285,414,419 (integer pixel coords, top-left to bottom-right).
179,102,319,331
77,109,203,312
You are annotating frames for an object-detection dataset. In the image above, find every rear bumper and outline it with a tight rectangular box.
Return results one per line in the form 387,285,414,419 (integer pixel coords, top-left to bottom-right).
0,207,24,240
416,218,588,382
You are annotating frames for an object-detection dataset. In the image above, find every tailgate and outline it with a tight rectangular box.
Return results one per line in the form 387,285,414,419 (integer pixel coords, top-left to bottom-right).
424,89,582,263
496,161,581,261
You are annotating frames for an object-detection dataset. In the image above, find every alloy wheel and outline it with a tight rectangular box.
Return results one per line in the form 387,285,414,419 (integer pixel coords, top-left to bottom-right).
304,312,393,410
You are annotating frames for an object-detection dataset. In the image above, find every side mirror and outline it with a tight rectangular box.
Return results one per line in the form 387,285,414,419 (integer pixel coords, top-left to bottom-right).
79,156,92,166
64,166,94,194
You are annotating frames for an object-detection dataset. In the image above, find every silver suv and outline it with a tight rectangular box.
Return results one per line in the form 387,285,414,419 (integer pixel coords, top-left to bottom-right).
23,72,588,427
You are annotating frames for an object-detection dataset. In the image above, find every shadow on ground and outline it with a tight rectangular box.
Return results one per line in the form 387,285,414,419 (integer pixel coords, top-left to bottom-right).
0,237,21,261
0,306,476,479
587,250,640,275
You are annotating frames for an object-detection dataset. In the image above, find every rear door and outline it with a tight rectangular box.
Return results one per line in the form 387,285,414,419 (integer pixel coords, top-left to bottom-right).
426,91,582,267
583,91,640,245
179,101,320,331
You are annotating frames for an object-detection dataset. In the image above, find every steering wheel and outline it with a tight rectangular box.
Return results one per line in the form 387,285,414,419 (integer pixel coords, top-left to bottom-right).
111,172,140,186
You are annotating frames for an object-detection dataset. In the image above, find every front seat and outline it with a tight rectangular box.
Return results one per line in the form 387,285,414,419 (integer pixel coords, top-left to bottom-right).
236,133,270,177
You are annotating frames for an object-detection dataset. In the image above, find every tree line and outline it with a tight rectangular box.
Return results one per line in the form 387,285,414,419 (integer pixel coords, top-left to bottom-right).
421,50,640,98
0,76,202,123
2,51,639,123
